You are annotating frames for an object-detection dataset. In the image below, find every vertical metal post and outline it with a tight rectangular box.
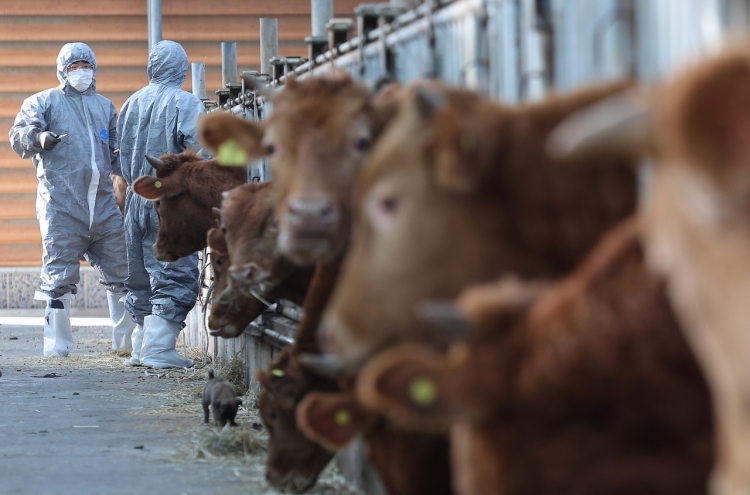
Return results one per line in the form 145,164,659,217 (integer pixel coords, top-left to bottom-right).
311,0,334,37
221,42,238,86
260,18,279,75
191,62,207,99
147,0,162,52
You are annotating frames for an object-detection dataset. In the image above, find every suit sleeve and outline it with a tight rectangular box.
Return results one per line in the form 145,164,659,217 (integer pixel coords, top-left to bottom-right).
176,94,206,154
108,102,122,176
9,93,48,159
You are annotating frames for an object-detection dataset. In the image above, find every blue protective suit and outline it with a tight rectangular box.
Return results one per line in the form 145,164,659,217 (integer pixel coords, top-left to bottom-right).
9,43,128,299
117,41,204,326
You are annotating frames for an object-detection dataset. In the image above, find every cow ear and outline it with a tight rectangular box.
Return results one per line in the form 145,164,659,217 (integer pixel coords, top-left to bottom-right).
411,85,492,194
672,49,750,175
132,176,183,200
207,228,227,254
368,82,403,136
296,392,372,452
454,275,544,338
258,351,308,408
198,112,266,167
356,344,457,433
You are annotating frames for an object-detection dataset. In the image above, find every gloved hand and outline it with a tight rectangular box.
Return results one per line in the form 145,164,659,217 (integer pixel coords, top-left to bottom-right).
37,132,62,150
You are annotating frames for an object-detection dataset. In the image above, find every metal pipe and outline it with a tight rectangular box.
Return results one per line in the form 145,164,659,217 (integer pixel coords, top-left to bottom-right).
260,18,279,75
311,0,334,37
191,62,207,100
221,42,238,87
147,0,162,52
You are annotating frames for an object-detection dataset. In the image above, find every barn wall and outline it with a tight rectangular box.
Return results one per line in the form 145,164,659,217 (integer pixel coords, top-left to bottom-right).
0,0,358,267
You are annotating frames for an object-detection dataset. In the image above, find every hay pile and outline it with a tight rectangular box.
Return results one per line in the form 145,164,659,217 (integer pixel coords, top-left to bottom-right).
184,424,267,461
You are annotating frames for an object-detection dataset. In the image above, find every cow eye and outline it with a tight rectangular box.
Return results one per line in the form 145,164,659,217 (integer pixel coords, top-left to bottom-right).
266,143,275,155
154,200,161,208
354,137,370,151
268,412,277,421
216,259,224,266
379,196,399,214
221,227,227,235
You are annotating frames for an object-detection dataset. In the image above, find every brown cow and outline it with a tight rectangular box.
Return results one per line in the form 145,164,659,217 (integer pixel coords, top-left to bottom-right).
199,74,401,266
547,45,750,495
206,227,268,338
356,218,713,495
322,79,638,374
132,150,246,262
219,182,313,304
208,183,315,339
199,77,403,491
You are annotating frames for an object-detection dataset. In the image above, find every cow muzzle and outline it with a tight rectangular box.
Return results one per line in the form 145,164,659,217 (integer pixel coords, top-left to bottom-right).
286,199,339,235
153,245,179,262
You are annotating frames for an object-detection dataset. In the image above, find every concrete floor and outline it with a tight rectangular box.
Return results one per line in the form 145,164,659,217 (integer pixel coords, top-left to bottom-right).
0,318,358,495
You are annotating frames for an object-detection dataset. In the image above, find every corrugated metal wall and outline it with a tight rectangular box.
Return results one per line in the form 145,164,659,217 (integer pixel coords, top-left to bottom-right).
0,0,358,266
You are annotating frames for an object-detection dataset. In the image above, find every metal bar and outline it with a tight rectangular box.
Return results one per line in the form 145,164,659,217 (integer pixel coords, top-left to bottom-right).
221,42,238,87
147,0,162,52
191,62,207,100
312,0,334,37
260,18,279,75
262,329,294,348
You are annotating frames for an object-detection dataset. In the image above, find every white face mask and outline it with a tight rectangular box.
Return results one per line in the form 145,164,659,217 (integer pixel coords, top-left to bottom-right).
68,68,94,92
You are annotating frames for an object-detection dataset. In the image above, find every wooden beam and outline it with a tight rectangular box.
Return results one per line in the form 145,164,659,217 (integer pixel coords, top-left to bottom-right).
0,168,37,193
0,195,36,219
0,40,305,68
0,15,355,42
0,221,41,245
0,0,363,17
0,243,42,266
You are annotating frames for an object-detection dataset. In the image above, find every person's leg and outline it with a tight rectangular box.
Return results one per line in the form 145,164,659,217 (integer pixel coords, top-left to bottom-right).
84,193,136,352
38,210,87,358
139,201,199,368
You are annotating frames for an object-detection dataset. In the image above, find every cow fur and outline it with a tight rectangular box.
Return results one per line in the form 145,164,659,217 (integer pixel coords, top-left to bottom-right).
549,44,750,495
357,218,714,495
323,79,638,373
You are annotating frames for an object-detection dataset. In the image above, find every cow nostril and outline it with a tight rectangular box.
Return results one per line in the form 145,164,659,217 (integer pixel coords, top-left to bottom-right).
287,199,337,224
230,268,252,286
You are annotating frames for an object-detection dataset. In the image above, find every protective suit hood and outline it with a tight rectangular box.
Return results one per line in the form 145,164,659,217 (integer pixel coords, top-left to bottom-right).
147,41,188,86
56,42,97,95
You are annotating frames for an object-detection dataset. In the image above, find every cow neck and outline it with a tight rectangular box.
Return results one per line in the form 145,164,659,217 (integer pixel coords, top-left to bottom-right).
291,260,343,356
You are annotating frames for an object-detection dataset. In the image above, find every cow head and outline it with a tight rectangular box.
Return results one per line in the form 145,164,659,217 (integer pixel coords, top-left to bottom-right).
200,75,401,266
218,182,294,294
206,226,268,338
256,349,337,492
132,151,246,261
321,80,637,372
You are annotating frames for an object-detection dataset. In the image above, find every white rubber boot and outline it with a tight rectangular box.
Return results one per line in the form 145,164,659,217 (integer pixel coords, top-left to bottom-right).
139,315,194,369
43,300,73,358
126,322,145,366
108,290,136,351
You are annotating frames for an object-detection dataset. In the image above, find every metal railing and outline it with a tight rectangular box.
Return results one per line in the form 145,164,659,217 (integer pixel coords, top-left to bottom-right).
194,0,750,349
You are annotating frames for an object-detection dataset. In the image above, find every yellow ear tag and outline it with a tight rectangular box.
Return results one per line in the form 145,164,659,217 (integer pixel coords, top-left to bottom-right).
271,369,285,377
154,181,162,189
460,133,477,154
409,377,438,407
334,408,351,427
218,138,249,167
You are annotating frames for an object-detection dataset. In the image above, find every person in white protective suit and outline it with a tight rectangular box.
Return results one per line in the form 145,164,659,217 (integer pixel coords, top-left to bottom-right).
8,43,136,357
117,41,204,368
